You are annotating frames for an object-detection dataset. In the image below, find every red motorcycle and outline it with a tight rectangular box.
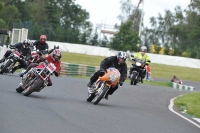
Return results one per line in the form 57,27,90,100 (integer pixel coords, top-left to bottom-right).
16,61,56,96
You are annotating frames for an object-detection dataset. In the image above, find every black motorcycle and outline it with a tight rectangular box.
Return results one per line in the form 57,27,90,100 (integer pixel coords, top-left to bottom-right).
129,58,150,85
0,51,25,74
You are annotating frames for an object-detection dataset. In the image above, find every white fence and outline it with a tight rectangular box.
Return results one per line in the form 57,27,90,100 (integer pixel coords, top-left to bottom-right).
1,40,200,69
46,41,200,69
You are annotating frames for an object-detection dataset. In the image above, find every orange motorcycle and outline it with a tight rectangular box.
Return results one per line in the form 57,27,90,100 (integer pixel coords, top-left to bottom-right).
87,67,120,105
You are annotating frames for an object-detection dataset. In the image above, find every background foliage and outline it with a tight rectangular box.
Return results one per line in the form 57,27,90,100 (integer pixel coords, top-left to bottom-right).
0,0,200,58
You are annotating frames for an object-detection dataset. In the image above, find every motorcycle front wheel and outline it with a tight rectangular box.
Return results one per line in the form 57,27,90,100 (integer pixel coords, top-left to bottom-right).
93,86,109,105
16,86,24,93
86,93,96,102
130,72,137,85
24,78,44,96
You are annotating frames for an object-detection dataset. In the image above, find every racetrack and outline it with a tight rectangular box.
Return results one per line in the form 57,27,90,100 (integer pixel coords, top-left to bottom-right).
0,73,199,133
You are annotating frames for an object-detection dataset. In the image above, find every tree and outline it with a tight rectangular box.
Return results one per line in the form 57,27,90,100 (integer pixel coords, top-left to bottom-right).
90,32,99,46
109,20,140,51
0,5,20,30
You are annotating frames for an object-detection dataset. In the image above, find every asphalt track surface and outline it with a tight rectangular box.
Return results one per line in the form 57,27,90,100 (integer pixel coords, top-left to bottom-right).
0,73,199,133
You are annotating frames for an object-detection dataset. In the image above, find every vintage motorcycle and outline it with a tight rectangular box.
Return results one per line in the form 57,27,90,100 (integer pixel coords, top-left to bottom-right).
86,67,120,105
0,51,25,74
129,58,150,85
16,61,56,96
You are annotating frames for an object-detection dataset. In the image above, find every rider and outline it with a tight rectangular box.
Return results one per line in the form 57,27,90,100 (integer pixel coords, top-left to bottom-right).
0,39,31,73
32,35,49,55
87,51,127,100
171,75,179,82
129,45,150,83
20,49,62,87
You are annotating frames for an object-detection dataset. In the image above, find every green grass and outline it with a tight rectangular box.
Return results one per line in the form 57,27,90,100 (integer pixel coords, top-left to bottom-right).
61,52,200,82
142,80,172,87
174,93,200,118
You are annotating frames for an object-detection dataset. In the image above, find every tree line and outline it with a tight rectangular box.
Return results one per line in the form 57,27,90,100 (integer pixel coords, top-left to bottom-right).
0,0,199,58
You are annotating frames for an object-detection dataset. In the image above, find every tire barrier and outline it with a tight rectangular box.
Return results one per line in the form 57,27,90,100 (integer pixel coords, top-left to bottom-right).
170,82,195,91
61,62,99,76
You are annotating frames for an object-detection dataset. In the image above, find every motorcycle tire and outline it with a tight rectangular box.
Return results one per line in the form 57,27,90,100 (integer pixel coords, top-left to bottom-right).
16,86,24,93
0,60,12,74
86,93,96,102
93,86,109,105
130,72,137,85
24,78,44,96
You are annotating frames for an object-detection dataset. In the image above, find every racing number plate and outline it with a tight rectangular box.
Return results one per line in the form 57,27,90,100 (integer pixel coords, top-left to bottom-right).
47,63,56,73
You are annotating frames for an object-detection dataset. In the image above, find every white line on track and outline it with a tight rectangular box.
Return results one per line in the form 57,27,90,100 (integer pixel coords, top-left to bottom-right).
168,97,200,128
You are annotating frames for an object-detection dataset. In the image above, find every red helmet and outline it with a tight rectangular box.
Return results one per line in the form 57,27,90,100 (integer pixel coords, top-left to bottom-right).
40,35,47,44
51,49,61,61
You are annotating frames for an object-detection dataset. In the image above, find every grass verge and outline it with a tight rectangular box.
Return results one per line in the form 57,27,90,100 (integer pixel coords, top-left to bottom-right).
174,93,200,118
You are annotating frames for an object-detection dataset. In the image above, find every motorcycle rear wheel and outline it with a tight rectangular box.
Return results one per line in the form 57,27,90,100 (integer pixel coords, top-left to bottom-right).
24,78,43,96
93,86,109,105
0,60,12,74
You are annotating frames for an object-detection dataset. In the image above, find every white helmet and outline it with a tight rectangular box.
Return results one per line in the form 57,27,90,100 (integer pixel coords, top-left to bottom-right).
140,45,147,52
117,51,127,64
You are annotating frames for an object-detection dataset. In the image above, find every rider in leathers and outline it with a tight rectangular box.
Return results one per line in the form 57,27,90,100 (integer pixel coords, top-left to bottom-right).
0,39,31,73
32,35,49,54
87,51,127,100
20,49,61,87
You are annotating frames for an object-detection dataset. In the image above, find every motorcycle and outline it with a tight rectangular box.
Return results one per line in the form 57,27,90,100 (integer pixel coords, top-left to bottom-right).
16,61,56,96
0,51,25,74
86,67,120,105
129,58,150,85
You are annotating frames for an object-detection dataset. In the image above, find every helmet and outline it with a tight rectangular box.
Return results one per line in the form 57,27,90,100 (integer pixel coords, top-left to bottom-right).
23,39,31,48
173,75,176,78
140,45,147,55
40,35,47,44
51,49,61,61
54,44,59,49
117,51,127,64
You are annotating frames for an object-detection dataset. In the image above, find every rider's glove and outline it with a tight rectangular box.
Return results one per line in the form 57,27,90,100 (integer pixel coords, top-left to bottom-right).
9,45,15,49
54,71,59,77
119,81,123,86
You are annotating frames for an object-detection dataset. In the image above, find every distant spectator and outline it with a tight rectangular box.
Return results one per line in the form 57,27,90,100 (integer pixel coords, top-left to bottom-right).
146,65,152,81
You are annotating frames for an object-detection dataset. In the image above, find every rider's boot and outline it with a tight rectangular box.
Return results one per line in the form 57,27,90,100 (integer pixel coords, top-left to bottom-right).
19,72,25,77
105,93,109,100
11,66,19,74
87,81,92,88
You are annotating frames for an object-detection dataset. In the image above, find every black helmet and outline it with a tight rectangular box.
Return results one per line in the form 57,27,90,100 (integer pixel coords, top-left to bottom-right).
54,44,59,49
23,39,31,48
